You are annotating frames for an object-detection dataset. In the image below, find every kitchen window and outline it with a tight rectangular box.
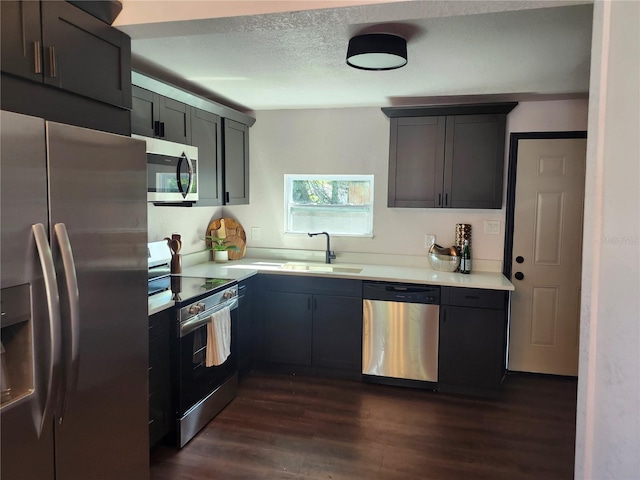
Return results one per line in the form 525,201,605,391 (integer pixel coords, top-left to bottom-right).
284,175,374,236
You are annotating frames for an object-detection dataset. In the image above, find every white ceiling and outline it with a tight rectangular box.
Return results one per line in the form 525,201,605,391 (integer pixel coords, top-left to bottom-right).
117,1,594,113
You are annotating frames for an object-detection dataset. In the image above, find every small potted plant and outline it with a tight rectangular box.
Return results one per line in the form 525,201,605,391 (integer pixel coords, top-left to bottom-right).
206,236,239,263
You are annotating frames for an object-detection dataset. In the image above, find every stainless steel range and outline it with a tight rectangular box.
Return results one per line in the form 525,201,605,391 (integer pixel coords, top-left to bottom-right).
148,241,238,448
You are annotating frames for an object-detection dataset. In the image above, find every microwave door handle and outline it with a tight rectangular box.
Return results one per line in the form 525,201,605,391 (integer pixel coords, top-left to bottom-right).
32,223,62,437
176,152,193,199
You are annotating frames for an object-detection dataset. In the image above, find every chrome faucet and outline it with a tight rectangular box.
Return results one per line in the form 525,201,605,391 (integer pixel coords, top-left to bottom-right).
308,231,336,264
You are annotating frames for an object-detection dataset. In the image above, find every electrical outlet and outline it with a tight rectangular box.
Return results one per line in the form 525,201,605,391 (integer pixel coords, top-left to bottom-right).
251,227,261,240
484,221,501,235
425,234,436,248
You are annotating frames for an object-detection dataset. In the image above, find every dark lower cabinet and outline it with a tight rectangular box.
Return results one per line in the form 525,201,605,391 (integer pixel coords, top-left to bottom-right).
262,292,313,366
312,295,362,371
236,278,254,376
438,287,509,397
148,309,172,447
258,275,363,378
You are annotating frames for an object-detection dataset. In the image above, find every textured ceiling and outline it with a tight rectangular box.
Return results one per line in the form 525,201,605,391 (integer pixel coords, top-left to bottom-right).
117,1,594,112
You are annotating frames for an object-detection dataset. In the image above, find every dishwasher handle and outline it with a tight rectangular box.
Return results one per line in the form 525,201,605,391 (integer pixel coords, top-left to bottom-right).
363,283,440,304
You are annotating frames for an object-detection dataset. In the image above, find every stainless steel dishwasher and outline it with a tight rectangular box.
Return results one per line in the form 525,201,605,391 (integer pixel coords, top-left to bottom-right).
362,282,440,385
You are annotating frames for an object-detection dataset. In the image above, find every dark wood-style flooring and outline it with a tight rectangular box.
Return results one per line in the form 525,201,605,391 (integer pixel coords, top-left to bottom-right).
151,372,577,480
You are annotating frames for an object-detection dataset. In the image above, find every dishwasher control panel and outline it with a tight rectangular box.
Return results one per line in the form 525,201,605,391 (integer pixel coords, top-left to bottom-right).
363,282,440,304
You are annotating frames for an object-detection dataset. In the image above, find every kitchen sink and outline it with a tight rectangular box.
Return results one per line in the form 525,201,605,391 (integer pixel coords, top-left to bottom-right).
280,263,362,274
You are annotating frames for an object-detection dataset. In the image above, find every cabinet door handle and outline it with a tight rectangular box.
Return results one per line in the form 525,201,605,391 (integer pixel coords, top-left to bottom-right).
48,46,57,78
34,41,42,74
154,121,161,136
438,193,442,207
225,192,230,204
159,122,165,137
445,193,449,206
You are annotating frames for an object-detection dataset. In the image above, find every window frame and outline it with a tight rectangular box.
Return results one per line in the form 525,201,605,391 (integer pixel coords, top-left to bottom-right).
284,174,375,237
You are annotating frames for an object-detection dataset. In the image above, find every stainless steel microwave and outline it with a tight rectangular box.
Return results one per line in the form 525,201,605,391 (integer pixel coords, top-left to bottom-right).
133,135,198,204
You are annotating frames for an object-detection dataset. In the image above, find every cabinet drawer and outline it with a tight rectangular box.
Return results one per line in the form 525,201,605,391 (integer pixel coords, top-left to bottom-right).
259,274,362,297
441,286,507,310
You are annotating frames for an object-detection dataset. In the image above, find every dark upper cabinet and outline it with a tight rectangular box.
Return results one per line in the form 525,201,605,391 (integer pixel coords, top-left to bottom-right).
262,291,313,366
388,116,446,208
131,86,190,144
384,103,516,209
1,1,132,109
223,119,250,205
191,108,223,206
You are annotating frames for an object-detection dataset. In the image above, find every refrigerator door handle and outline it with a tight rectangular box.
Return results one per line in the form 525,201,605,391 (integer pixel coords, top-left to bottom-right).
32,223,61,437
54,223,80,425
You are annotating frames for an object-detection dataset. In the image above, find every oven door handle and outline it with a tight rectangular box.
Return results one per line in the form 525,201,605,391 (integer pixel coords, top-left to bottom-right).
180,298,238,337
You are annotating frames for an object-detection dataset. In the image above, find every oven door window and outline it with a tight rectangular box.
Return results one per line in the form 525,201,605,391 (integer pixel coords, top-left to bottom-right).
178,313,236,414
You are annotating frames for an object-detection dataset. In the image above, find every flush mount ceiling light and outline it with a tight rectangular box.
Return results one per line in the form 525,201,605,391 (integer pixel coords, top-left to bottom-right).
346,33,407,71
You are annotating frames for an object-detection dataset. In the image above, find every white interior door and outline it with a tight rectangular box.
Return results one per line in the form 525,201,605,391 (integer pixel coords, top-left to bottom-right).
509,137,586,375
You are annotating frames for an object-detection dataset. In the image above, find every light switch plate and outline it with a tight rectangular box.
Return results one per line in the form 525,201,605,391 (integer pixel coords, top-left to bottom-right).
484,221,501,235
251,227,261,240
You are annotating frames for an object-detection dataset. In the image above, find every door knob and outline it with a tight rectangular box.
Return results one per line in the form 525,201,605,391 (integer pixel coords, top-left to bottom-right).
514,272,524,280
516,256,524,264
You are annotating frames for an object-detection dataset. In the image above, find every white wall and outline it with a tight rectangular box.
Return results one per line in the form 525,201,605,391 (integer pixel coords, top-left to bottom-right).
224,99,587,266
575,1,640,478
147,204,222,255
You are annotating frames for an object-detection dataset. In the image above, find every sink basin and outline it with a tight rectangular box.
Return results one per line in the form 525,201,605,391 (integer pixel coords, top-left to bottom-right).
281,263,362,274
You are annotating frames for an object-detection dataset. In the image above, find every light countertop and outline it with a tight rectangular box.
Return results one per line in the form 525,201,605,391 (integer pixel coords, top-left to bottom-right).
149,257,514,316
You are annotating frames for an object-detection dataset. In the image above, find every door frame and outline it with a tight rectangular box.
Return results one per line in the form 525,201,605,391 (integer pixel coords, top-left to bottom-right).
503,131,588,279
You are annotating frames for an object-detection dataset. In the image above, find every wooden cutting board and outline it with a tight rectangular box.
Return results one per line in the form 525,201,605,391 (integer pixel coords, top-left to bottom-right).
206,217,247,260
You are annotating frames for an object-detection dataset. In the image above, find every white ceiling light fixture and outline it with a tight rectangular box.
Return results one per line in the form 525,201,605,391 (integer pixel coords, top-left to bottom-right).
346,33,407,71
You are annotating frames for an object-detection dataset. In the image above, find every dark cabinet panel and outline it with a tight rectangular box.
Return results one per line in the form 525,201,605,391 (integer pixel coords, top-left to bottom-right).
1,0,131,108
236,278,254,376
312,295,362,372
0,1,42,83
191,108,223,206
148,309,172,447
160,96,190,144
444,115,506,209
131,86,190,144
388,116,446,208
223,119,250,205
40,1,132,109
262,292,313,366
439,305,506,391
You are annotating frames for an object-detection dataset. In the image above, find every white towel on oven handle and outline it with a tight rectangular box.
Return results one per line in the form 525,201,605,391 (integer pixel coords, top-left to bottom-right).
206,306,231,367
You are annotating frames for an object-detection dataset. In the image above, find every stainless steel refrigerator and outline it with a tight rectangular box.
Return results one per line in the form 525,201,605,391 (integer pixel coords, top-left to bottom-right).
0,110,149,480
